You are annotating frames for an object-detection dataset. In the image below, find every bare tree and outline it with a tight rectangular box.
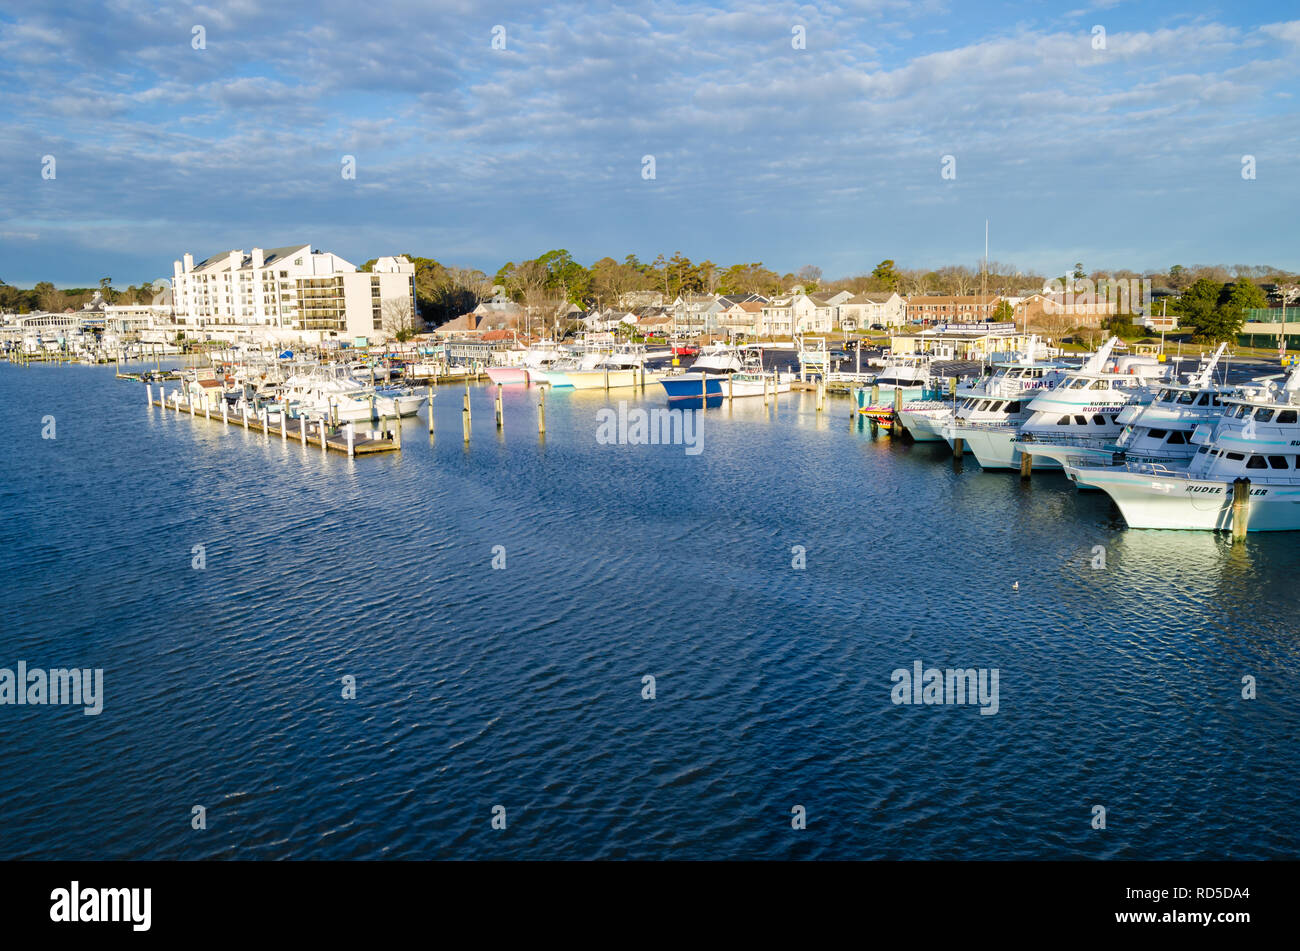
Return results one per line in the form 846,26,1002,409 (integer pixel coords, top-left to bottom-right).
381,297,418,342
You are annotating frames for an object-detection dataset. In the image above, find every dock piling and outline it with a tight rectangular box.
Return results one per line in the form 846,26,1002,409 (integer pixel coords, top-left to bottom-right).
1231,477,1251,539
538,388,546,435
495,383,503,429
346,423,355,458
462,407,470,443
146,383,153,408
1019,452,1033,480
427,386,435,434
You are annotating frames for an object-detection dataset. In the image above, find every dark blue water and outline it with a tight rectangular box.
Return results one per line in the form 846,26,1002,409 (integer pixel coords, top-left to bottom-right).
2,362,1298,860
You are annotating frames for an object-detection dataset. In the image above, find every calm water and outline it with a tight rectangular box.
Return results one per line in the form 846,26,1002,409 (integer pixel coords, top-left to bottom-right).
2,362,1298,860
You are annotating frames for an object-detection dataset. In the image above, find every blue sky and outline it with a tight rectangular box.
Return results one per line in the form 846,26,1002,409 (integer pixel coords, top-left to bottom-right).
1,0,1297,287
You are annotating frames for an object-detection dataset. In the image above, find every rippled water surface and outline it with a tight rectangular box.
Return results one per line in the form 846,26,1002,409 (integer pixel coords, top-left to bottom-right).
2,362,1298,860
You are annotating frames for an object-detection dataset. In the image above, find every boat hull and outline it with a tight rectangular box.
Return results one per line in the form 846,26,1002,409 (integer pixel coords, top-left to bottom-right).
954,427,1062,471
486,366,529,384
660,374,726,404
1069,467,1300,531
897,408,950,441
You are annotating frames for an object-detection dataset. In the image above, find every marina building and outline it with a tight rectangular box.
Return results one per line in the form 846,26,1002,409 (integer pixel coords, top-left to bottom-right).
890,322,1036,361
171,245,416,344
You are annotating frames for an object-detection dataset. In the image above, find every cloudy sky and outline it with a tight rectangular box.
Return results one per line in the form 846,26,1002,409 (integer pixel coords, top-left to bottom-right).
1,0,1297,286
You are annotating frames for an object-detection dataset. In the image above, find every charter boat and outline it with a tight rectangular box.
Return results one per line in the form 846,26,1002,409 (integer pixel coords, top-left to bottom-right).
940,355,1078,461
1065,363,1300,531
1008,339,1170,482
1092,343,1233,469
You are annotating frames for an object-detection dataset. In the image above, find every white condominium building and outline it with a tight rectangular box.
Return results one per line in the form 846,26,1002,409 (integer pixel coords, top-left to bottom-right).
171,244,417,342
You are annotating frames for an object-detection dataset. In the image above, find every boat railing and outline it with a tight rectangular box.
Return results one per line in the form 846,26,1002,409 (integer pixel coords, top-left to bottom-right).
950,419,1021,433
1015,432,1109,448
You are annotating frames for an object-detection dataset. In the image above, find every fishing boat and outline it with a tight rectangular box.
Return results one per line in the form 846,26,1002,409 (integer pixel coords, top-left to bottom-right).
658,346,743,403
940,354,1079,462
1098,344,1232,468
1008,338,1171,482
1065,363,1300,530
724,349,793,397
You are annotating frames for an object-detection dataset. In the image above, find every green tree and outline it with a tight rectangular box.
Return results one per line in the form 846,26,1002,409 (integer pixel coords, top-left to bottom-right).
871,259,900,291
991,299,1014,322
1171,277,1223,338
1214,278,1268,340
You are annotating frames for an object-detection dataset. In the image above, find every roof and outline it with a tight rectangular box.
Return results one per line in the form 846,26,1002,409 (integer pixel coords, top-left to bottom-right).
193,244,311,272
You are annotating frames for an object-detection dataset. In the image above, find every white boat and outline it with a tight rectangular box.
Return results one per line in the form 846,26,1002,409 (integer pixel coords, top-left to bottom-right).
723,349,793,397
1102,343,1233,468
941,354,1079,462
282,365,425,421
855,355,933,408
1008,338,1171,481
1066,363,1300,530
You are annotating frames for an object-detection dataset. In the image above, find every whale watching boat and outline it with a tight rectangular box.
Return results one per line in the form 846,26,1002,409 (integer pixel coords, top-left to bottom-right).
1063,361,1300,530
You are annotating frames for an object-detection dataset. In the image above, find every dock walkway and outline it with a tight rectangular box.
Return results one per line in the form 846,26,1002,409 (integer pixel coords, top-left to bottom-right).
150,389,401,456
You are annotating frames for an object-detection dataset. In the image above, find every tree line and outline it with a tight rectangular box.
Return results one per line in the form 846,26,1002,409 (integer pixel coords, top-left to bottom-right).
6,258,1295,347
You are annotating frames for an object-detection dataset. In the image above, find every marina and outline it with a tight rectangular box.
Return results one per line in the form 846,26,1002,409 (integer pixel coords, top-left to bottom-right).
104,335,1300,538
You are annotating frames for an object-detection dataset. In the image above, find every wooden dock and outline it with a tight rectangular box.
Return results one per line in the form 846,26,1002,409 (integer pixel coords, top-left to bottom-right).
150,392,401,455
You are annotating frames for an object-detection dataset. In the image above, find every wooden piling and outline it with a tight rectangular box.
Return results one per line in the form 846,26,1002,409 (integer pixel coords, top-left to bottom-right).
495,383,503,428
538,388,546,435
320,418,328,452
1019,451,1033,480
464,380,471,423
462,406,471,443
392,415,401,450
427,385,435,434
346,423,355,458
953,436,964,457
1231,477,1251,539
